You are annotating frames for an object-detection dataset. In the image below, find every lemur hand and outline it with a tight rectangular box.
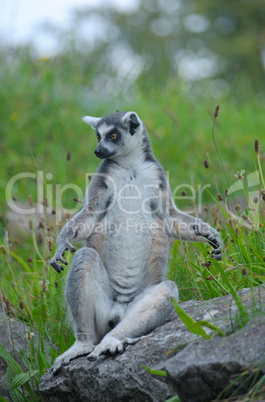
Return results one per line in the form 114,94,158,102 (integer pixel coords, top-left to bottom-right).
49,239,76,273
193,224,223,261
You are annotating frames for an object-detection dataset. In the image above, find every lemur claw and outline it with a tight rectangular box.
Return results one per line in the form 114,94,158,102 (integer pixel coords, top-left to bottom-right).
192,224,223,261
50,240,76,273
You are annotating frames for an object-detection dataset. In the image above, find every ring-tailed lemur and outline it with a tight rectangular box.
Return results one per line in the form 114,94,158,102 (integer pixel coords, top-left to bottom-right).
50,111,222,373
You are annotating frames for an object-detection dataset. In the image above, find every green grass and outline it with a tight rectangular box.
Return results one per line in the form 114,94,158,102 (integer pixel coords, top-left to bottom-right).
0,48,265,400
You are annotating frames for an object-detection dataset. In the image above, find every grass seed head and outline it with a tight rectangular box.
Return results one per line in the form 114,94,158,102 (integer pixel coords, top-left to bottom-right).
214,105,220,118
203,160,209,169
205,275,214,280
217,193,223,201
254,139,259,154
19,300,24,310
242,267,247,276
0,245,7,254
253,196,259,204
4,298,12,316
28,195,33,207
38,221,45,229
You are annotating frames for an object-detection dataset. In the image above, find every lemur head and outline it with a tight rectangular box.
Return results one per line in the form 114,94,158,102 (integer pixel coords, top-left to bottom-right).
83,111,151,161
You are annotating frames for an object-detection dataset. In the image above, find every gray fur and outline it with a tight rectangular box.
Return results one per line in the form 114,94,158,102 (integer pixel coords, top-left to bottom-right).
50,111,223,373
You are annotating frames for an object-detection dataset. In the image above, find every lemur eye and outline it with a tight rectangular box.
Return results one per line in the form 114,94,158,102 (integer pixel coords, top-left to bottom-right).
111,133,117,140
97,136,100,142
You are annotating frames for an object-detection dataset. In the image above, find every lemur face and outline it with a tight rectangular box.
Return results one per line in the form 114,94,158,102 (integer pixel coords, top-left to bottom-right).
83,112,142,160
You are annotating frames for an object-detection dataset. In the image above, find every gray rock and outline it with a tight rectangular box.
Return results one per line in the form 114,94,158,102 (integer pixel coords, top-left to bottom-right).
165,316,265,402
40,287,265,402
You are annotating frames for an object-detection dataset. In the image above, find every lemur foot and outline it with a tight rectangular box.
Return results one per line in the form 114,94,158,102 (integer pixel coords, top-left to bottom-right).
87,335,142,361
52,342,94,375
193,224,223,261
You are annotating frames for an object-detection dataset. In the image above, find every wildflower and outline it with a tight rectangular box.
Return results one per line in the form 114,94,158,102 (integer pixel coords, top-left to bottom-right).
234,170,245,181
27,257,33,263
181,191,186,196
242,267,247,276
203,160,209,169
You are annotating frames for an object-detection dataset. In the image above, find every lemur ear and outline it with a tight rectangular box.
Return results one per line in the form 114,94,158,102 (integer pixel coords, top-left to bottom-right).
82,116,101,130
121,112,140,135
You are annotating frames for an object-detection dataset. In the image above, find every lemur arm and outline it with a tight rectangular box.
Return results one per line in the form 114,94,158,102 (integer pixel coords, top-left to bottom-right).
162,186,223,261
50,179,110,273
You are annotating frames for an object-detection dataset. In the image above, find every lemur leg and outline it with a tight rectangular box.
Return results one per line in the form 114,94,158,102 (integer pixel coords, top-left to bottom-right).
52,247,112,374
87,280,178,361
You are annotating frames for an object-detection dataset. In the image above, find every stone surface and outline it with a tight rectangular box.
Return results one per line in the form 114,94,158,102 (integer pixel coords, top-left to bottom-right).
40,287,265,402
165,316,265,402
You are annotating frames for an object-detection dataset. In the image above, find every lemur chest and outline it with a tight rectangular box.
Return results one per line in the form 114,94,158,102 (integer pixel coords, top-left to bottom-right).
107,166,159,218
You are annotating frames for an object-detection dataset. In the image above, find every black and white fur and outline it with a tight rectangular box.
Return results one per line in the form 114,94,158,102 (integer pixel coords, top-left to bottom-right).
50,111,222,373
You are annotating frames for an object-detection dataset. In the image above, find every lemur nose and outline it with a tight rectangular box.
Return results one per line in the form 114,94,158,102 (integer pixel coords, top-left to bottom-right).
94,149,101,157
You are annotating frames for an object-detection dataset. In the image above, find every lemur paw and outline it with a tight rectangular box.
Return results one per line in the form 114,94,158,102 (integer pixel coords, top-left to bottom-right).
87,336,140,361
52,343,94,375
50,240,76,273
193,224,223,261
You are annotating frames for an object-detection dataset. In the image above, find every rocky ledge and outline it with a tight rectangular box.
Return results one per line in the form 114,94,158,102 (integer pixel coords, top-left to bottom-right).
40,288,265,402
